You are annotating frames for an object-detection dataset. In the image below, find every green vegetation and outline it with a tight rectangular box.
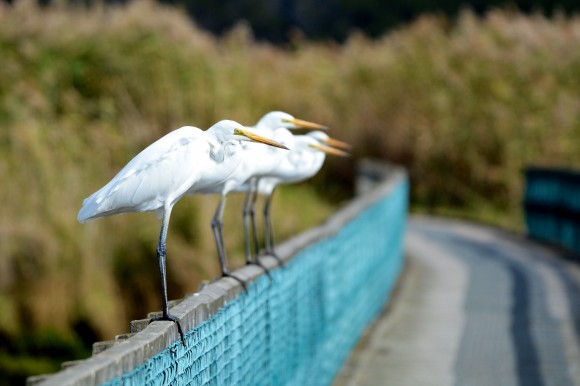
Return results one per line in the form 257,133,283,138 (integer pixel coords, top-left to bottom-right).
0,0,579,381
0,328,90,384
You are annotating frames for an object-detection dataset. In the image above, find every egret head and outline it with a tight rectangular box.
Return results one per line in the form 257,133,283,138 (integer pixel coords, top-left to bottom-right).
256,111,328,131
306,131,353,151
293,136,350,158
308,142,351,158
208,120,289,150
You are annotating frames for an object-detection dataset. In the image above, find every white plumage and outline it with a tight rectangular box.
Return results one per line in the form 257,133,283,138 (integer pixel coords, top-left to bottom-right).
258,131,351,257
78,126,208,221
222,111,328,266
77,119,288,345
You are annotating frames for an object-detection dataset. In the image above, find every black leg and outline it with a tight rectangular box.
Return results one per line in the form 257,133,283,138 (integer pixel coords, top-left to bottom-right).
212,194,249,293
242,179,272,280
150,205,187,347
263,188,285,267
212,194,229,274
263,191,273,254
222,271,248,292
249,178,261,260
242,180,255,264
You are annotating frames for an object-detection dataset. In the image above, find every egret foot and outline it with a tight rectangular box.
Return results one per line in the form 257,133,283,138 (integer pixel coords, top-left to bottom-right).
265,250,285,268
149,313,186,348
222,272,248,293
246,260,273,280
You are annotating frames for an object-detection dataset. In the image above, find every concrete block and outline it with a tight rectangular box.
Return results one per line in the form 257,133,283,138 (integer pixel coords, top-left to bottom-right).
147,311,163,319
130,318,150,334
167,298,183,308
61,360,84,370
115,333,135,342
26,375,52,386
92,340,115,356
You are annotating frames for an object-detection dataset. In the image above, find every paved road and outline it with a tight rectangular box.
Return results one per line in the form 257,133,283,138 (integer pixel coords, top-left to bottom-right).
335,217,580,386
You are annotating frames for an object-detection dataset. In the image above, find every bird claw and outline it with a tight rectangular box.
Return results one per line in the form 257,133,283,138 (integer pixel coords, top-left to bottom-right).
149,313,187,348
264,250,285,268
222,272,249,294
246,260,273,281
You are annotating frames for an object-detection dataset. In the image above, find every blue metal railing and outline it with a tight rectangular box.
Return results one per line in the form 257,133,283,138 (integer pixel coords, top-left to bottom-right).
33,167,408,386
524,167,580,255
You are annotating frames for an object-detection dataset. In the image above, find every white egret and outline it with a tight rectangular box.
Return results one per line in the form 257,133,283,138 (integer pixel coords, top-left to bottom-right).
306,130,353,152
253,111,328,132
237,112,328,266
258,132,351,258
77,120,288,345
198,112,327,274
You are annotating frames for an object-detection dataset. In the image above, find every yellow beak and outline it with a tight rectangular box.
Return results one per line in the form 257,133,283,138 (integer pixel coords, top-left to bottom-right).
310,143,351,157
288,118,328,130
321,137,353,151
236,128,289,150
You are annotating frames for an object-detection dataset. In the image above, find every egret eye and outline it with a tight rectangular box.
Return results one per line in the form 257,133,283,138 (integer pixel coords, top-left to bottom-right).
233,128,244,136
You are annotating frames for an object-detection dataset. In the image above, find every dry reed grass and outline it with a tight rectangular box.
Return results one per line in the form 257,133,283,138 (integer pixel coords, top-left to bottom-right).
0,0,579,377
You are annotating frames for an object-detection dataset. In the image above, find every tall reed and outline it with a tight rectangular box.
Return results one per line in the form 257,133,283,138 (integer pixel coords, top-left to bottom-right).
0,0,578,378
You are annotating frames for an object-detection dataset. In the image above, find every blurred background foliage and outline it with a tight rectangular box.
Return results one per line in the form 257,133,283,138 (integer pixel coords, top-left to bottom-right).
157,0,580,42
11,0,580,42
0,0,579,383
